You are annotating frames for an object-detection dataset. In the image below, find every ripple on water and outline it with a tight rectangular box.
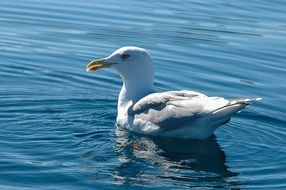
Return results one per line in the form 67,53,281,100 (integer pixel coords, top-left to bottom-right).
216,111,286,188
0,0,286,189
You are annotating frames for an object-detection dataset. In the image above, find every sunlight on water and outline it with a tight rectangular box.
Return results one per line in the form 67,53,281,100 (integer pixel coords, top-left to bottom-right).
0,0,286,189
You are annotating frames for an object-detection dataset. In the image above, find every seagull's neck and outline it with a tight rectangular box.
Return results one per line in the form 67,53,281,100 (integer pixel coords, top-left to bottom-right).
117,73,154,117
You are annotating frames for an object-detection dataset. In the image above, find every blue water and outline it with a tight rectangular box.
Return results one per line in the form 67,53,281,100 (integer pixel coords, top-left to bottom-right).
1,0,286,189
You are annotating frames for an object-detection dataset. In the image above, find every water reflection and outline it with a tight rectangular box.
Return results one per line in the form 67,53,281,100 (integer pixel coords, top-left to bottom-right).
114,129,240,188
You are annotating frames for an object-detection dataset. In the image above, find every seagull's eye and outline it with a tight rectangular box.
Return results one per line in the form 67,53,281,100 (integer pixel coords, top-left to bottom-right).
121,53,130,59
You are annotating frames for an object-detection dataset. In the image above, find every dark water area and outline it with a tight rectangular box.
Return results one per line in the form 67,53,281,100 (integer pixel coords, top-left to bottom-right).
0,0,286,189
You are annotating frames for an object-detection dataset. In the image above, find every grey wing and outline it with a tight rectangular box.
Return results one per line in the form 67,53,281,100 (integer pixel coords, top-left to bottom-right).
129,90,209,131
131,90,206,114
129,90,261,135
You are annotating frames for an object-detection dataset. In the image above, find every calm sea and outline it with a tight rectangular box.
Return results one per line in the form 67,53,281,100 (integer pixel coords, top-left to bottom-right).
0,0,285,189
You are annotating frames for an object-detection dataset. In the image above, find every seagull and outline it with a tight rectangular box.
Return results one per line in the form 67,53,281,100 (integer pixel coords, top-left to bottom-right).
86,46,260,139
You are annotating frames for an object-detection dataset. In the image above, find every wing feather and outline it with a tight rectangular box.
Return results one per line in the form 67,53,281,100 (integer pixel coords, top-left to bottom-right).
129,90,228,132
126,90,260,138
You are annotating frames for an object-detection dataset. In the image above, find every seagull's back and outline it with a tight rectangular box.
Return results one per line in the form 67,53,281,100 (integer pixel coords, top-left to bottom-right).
124,90,260,139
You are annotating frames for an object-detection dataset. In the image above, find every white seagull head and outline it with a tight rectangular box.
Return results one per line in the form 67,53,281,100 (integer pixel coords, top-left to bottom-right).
86,46,154,81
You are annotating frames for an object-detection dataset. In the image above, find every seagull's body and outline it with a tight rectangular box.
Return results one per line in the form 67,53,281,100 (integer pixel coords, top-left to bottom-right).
87,46,260,139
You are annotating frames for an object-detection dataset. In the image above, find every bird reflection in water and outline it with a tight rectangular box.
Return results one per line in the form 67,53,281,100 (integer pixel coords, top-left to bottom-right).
114,128,241,189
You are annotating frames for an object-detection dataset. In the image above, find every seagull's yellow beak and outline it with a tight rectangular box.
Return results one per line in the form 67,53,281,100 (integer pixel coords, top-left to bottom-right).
86,58,115,72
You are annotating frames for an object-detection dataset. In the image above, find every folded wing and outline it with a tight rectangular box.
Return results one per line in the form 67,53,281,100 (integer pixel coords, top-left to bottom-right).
129,91,231,132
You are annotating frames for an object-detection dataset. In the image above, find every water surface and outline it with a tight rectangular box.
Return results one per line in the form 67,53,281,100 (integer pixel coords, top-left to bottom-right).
0,0,286,189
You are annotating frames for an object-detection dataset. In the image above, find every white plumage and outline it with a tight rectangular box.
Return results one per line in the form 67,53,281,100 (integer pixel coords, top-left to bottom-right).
87,46,260,139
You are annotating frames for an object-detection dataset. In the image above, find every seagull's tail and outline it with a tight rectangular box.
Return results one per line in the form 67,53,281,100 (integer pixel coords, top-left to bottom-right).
210,97,262,125
227,97,262,107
